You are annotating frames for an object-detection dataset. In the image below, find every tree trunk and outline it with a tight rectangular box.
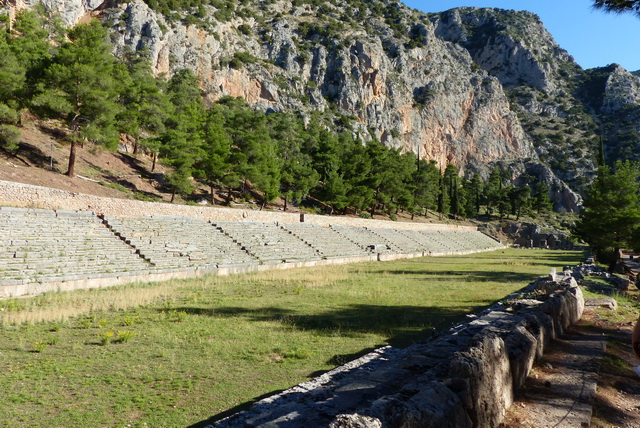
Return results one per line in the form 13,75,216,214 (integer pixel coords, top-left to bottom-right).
260,199,266,211
170,190,176,204
133,137,138,155
210,183,216,205
66,140,77,177
152,153,157,172
227,188,233,204
283,195,288,212
608,247,620,273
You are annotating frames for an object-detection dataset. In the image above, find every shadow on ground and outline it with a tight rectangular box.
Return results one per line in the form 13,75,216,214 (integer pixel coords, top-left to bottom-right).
171,303,472,348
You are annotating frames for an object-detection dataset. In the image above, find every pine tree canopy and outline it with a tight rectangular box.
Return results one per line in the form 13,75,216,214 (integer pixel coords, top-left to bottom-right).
573,161,640,270
593,0,640,17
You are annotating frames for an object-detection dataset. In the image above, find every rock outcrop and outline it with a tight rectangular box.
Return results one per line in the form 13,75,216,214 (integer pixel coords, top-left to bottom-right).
8,0,640,210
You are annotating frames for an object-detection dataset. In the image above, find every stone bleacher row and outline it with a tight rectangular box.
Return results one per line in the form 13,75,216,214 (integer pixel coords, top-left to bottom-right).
0,207,503,288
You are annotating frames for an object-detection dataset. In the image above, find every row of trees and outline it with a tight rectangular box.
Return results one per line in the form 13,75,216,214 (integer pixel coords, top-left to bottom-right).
0,11,553,218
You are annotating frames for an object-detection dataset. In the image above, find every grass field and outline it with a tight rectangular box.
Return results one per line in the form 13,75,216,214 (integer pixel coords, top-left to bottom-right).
0,248,586,426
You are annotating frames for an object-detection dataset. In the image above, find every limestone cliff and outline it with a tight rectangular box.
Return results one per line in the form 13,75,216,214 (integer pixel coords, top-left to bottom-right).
10,0,619,211
101,0,539,178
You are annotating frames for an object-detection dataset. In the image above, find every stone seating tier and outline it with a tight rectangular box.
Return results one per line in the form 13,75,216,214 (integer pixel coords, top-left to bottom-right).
214,221,320,262
365,227,425,253
103,215,258,269
280,223,371,258
330,225,398,254
0,208,152,286
0,207,504,289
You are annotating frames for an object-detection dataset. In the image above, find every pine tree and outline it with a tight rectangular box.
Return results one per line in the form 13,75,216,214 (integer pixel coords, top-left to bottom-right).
269,113,318,211
508,186,531,220
443,164,462,218
485,166,504,216
597,136,606,167
532,180,553,214
117,48,169,155
160,69,205,202
32,21,120,177
437,169,450,218
413,159,439,217
593,0,640,17
218,97,280,208
574,161,640,271
341,136,374,214
9,10,52,102
0,33,25,151
194,106,234,204
463,174,483,218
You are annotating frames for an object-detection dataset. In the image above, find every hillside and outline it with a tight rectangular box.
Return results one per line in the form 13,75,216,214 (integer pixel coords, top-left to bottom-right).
3,0,640,213
0,118,454,224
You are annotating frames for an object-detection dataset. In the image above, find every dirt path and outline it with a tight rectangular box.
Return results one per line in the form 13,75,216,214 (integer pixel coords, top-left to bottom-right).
501,303,640,428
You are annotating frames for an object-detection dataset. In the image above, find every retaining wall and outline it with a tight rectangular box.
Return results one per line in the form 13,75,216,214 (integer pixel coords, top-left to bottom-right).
209,271,585,428
0,180,474,231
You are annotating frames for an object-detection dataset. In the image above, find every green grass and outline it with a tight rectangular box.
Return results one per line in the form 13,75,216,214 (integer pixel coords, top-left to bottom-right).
0,248,585,426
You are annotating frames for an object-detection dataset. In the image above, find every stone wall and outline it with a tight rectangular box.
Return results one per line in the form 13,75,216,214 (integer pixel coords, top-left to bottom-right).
0,180,475,231
210,270,585,428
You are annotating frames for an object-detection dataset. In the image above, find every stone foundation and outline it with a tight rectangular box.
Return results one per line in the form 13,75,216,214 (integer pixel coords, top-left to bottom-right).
210,271,584,428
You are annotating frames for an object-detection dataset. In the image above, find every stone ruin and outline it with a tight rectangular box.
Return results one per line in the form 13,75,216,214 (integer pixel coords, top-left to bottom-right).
208,270,585,427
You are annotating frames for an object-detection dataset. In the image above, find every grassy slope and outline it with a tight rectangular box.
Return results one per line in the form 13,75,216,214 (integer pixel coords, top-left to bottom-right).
0,248,585,426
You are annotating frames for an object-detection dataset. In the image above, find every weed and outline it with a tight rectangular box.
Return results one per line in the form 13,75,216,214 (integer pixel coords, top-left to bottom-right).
122,315,141,326
163,309,186,322
282,345,311,360
98,331,114,346
115,331,134,343
33,340,48,353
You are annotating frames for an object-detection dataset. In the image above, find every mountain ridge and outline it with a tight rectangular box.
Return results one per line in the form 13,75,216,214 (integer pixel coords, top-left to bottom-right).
5,0,640,212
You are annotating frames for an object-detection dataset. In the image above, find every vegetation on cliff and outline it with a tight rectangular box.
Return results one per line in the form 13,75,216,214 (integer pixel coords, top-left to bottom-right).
1,9,556,219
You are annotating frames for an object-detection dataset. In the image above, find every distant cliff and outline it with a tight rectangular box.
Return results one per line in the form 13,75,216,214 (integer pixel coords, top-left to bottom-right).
10,0,640,212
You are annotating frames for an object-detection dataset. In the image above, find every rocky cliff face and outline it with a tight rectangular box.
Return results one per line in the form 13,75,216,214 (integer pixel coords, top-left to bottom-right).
19,0,640,211
598,65,640,162
429,7,599,194
99,0,539,177
10,0,536,173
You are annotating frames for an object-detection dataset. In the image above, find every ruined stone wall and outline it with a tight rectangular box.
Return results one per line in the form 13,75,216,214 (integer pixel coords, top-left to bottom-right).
0,180,475,231
211,271,585,427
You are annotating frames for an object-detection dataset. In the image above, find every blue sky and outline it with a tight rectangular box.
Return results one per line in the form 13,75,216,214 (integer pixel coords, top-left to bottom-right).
403,0,640,71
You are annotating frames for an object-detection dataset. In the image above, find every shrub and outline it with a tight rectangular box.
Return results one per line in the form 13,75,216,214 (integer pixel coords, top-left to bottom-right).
238,23,251,35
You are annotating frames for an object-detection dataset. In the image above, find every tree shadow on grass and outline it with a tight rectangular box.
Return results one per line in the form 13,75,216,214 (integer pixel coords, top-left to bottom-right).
384,270,538,284
185,303,473,427
172,304,477,348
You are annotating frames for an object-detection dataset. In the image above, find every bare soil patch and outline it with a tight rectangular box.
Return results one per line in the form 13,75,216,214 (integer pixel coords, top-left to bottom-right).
501,299,640,427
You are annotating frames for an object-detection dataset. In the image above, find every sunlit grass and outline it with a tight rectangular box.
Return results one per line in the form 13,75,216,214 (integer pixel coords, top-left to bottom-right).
0,248,586,426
